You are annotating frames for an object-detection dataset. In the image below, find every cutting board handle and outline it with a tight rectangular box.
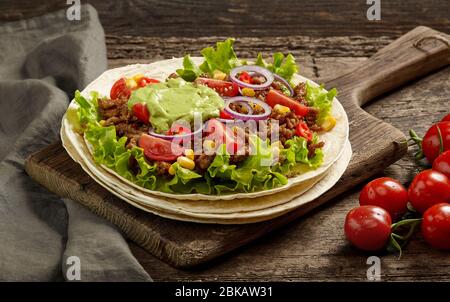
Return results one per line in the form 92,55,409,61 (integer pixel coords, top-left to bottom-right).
326,26,450,106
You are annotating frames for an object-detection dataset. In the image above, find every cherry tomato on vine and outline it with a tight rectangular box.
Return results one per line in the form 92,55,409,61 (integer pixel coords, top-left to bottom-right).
442,114,450,122
422,203,450,250
408,169,450,214
433,150,450,178
421,122,450,163
359,177,409,218
344,205,392,251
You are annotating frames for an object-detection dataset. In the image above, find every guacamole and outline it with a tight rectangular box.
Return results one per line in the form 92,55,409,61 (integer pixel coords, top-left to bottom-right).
128,78,224,133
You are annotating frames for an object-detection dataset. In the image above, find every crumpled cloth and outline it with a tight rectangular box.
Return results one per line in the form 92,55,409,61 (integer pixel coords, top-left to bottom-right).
0,4,151,281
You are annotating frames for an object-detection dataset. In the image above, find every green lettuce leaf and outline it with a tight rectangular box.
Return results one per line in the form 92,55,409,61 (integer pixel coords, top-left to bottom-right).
206,136,288,193
176,55,202,82
255,52,298,82
283,135,324,169
199,38,240,74
305,82,337,124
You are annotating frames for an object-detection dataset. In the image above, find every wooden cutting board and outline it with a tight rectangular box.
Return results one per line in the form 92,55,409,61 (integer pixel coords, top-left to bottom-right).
25,26,449,268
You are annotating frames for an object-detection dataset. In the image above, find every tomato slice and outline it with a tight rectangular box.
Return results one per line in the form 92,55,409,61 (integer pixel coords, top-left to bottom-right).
138,77,160,87
110,78,131,100
138,134,184,162
442,114,450,122
196,78,239,97
132,103,150,124
219,109,233,120
238,71,253,84
265,89,309,117
295,122,313,141
204,119,240,154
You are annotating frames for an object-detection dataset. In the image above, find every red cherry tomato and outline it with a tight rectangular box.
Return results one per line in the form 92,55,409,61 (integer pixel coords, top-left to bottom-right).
132,103,150,124
359,177,409,218
442,114,450,122
110,78,131,100
238,71,253,84
433,150,450,178
138,77,160,87
422,203,450,250
408,169,450,213
265,89,309,117
195,78,239,97
219,109,233,120
344,205,392,251
138,134,184,162
421,122,450,163
295,122,313,141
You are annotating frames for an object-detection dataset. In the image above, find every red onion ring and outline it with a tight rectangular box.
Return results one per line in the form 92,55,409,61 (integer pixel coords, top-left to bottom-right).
148,125,202,141
224,97,271,121
273,74,294,97
229,65,274,90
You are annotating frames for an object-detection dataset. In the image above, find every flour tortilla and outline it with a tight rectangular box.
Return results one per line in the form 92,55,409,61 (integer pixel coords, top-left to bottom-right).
62,122,352,223
62,57,349,201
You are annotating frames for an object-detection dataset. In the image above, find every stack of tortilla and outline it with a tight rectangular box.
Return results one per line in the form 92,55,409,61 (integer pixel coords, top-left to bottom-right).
61,58,351,224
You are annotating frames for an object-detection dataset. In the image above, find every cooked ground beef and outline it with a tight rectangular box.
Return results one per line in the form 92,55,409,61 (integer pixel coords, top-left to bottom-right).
195,153,215,172
305,107,322,132
98,97,150,149
229,102,250,114
155,161,172,175
269,111,301,145
307,140,325,158
293,83,308,105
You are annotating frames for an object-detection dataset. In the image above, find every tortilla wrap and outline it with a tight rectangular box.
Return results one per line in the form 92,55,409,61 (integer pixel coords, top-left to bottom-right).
62,122,351,223
62,57,349,201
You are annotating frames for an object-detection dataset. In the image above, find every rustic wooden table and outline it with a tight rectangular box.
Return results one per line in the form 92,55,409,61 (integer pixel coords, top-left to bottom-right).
3,0,449,281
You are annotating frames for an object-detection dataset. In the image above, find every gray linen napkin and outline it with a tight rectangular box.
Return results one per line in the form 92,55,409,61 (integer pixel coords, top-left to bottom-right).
0,4,151,281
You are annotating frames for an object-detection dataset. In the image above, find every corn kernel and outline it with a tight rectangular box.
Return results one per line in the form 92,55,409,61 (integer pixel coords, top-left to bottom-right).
184,149,195,160
321,116,336,132
241,87,255,97
132,74,145,82
274,104,291,114
177,156,195,170
213,70,227,81
168,165,176,175
126,78,138,89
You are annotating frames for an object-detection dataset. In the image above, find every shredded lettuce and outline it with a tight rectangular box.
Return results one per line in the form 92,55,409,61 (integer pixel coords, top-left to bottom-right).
305,82,337,124
176,55,202,82
255,52,298,83
199,38,240,74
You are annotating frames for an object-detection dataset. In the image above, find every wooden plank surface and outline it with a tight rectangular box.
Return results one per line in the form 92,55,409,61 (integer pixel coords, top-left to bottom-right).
7,0,450,281
1,0,449,38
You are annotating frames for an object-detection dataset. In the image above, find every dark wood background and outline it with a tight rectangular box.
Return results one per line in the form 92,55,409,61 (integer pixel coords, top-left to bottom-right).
2,0,450,281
